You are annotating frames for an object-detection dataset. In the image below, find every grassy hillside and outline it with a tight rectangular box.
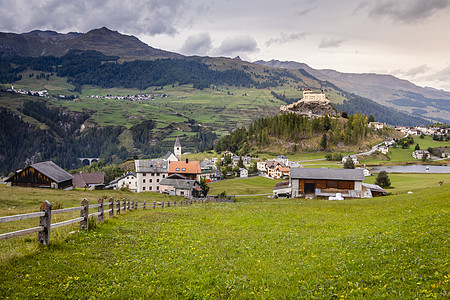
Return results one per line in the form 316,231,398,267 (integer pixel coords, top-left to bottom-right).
0,183,448,298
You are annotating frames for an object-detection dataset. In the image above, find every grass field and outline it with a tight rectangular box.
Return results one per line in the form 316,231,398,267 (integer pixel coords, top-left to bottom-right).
0,182,448,299
208,176,283,195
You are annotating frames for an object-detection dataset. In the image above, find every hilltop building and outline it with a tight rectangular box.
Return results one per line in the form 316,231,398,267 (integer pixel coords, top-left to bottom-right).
280,88,330,112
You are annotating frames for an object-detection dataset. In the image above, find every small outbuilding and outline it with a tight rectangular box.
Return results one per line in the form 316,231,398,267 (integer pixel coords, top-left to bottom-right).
159,174,203,198
6,161,73,189
73,172,105,189
290,168,365,198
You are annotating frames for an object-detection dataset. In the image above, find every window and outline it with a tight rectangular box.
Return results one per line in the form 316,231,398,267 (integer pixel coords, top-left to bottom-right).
152,173,155,176
162,175,166,178
182,168,186,171
149,186,152,191
157,186,159,190
143,179,146,183
176,168,180,171
157,179,159,183
180,191,184,195
143,187,146,191
143,173,146,176
150,179,152,183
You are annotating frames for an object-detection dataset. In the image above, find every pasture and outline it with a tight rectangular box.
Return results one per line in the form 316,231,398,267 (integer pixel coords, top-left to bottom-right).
0,182,448,299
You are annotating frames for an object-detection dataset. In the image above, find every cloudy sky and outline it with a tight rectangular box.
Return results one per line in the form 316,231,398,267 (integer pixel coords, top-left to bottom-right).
1,0,450,91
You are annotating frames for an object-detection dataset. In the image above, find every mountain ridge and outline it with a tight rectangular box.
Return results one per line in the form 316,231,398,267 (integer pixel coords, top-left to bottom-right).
253,59,450,123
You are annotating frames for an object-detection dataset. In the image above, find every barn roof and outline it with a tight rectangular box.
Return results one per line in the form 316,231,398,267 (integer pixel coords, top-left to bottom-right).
30,161,73,183
73,172,105,187
290,168,365,181
135,159,168,173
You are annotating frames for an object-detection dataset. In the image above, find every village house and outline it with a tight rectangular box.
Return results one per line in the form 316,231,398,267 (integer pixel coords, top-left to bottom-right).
239,168,248,178
290,168,365,198
273,165,290,178
266,161,286,178
72,172,105,189
107,172,137,192
368,122,385,130
377,145,389,155
135,159,169,193
274,155,289,166
159,174,203,198
169,159,202,181
257,161,267,172
6,161,73,189
280,88,330,112
232,156,252,168
200,159,220,182
342,155,359,165
412,150,429,160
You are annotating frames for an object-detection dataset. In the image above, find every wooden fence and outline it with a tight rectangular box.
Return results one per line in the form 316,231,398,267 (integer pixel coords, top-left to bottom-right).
0,197,213,245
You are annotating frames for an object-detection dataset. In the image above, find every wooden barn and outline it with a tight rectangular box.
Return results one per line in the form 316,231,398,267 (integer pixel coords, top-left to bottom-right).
290,168,365,198
6,161,73,189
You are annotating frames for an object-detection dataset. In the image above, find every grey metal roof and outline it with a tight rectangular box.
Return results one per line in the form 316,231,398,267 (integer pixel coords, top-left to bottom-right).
362,183,387,194
31,161,73,183
290,168,365,181
135,159,168,173
159,177,199,189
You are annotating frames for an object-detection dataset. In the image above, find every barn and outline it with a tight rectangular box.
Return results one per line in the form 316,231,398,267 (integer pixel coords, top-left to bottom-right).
6,161,73,189
290,168,365,198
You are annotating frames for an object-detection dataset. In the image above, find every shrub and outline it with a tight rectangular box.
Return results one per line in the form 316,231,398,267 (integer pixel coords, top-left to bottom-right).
375,171,391,188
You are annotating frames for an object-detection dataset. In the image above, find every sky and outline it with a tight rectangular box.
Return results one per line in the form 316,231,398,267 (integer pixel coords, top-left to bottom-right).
1,0,450,91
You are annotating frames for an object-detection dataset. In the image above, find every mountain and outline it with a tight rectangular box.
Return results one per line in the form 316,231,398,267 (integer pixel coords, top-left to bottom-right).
254,60,450,124
0,27,183,60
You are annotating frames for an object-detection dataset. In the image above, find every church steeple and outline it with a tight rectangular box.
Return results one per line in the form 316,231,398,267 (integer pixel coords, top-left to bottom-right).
174,137,181,161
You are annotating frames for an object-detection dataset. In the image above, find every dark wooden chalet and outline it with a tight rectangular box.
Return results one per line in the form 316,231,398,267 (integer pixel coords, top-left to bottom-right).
290,168,365,198
6,161,73,189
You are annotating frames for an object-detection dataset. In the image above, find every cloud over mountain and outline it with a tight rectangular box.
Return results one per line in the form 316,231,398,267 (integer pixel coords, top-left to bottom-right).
180,33,212,56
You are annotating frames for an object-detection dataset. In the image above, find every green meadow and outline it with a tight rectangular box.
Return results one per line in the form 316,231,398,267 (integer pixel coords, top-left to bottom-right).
0,180,449,299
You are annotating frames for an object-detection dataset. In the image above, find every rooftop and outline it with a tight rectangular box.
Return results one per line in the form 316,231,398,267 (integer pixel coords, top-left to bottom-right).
290,168,365,181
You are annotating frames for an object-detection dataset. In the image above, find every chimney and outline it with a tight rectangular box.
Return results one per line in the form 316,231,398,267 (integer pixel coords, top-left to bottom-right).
186,158,189,163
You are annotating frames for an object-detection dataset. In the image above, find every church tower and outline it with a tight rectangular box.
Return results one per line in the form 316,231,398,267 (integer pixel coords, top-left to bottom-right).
174,137,181,161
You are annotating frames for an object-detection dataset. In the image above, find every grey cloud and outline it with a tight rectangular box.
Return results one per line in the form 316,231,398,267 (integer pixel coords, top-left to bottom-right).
319,37,345,48
425,65,450,82
362,0,450,23
0,0,190,36
404,65,431,77
179,33,212,56
213,35,259,57
265,32,307,47
297,7,315,17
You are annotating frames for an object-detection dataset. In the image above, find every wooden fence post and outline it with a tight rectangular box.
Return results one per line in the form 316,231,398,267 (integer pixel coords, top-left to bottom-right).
117,199,121,215
174,200,176,206
123,199,126,211
98,198,104,223
162,201,165,208
109,197,114,217
127,199,131,210
131,200,134,210
135,201,138,210
167,201,170,207
38,200,52,245
143,200,146,210
153,201,156,209
80,198,89,230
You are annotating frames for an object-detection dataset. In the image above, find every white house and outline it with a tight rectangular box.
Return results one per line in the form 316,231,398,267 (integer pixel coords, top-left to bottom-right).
239,168,248,178
412,150,429,160
117,172,137,192
135,159,169,193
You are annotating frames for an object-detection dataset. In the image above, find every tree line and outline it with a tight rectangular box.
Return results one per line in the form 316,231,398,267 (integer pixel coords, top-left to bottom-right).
214,112,370,155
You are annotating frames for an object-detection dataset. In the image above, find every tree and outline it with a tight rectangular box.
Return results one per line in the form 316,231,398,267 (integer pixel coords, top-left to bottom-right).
341,111,348,119
320,133,327,150
200,178,210,197
414,143,420,151
375,171,391,188
368,115,375,123
343,157,355,169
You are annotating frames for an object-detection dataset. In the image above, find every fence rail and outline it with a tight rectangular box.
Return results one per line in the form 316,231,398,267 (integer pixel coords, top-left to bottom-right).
0,196,225,245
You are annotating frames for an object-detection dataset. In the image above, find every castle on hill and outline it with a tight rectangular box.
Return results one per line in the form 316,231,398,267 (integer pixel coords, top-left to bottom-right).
279,88,337,117
280,88,330,112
